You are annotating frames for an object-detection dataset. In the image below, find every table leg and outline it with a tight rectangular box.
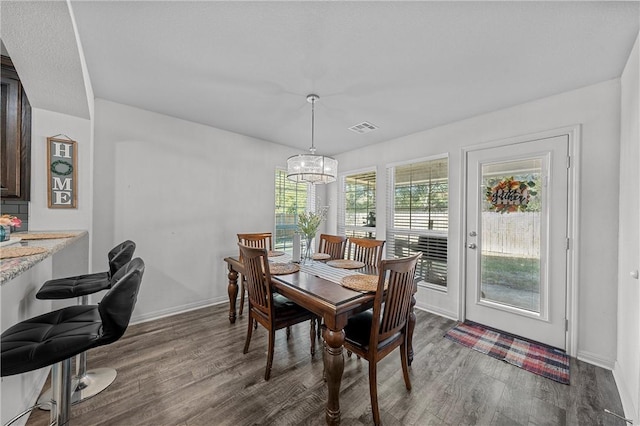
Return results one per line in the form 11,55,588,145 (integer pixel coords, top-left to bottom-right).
407,292,416,366
227,266,238,324
324,328,345,425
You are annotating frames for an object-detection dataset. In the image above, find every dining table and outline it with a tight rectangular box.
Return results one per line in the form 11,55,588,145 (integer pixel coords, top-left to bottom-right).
223,254,418,425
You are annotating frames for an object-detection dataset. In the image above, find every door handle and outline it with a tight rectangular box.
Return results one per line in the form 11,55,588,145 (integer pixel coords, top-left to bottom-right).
468,243,477,249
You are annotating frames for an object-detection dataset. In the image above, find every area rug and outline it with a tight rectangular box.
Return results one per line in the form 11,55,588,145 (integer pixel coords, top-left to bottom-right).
445,321,570,384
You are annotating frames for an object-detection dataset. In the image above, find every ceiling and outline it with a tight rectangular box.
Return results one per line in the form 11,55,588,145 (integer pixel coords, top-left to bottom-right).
5,2,640,156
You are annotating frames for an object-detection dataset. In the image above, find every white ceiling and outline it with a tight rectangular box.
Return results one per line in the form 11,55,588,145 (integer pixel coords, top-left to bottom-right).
5,1,640,156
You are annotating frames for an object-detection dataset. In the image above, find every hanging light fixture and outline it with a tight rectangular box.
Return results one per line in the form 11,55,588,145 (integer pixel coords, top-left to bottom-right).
287,94,338,184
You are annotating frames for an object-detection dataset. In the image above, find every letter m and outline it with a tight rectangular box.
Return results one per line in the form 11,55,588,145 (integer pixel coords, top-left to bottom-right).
52,177,72,191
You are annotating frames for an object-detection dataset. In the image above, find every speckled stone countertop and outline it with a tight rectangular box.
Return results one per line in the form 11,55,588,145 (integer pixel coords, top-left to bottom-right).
0,231,88,284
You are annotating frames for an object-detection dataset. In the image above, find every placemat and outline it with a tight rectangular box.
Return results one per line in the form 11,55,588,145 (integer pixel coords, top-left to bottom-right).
15,233,77,240
327,259,365,269
312,253,331,260
0,246,48,259
268,250,285,257
341,274,386,292
269,263,300,275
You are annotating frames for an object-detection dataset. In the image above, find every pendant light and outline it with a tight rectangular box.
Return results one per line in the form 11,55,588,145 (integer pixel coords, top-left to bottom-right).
286,94,338,184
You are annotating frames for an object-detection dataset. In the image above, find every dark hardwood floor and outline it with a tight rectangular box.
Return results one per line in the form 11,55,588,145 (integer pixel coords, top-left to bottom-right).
26,304,625,425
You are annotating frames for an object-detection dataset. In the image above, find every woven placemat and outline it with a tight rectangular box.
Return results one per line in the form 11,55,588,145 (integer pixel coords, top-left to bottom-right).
269,263,300,275
312,253,331,260
15,233,76,240
341,275,386,292
268,250,285,257
0,246,48,259
327,259,365,269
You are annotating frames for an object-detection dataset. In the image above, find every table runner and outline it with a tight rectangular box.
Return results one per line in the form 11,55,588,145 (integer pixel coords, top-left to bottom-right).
268,254,366,285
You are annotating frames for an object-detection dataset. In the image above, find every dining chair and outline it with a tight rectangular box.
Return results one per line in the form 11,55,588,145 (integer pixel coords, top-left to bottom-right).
346,237,386,267
238,243,316,381
317,234,347,260
342,252,422,425
237,233,273,315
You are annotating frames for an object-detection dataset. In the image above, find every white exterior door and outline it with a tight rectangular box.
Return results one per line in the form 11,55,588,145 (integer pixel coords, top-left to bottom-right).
465,135,569,349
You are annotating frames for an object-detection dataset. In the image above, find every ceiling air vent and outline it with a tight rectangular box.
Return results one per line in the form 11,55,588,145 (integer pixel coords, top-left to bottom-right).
348,121,378,134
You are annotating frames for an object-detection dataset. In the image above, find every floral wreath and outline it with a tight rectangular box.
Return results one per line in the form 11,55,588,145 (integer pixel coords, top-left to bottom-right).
485,177,536,214
51,160,73,176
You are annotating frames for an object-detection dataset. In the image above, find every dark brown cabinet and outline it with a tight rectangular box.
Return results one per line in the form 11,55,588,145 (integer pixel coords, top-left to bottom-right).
1,55,31,200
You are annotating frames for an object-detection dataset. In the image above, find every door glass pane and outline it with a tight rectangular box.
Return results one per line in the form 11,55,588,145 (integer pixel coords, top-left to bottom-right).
480,158,542,313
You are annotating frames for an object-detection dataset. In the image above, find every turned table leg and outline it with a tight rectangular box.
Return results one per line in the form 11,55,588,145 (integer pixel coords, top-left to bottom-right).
324,328,345,425
227,266,238,324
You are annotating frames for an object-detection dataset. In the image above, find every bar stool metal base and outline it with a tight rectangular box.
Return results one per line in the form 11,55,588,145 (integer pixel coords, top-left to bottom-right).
37,368,117,411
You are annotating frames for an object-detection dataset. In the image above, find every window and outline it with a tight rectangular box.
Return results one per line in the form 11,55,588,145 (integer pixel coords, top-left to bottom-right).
387,156,448,287
338,169,376,239
274,169,314,253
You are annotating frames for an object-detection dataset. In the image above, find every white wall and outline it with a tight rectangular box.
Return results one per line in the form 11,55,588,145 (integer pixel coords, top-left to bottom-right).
93,99,300,322
28,108,92,232
615,33,640,424
332,79,622,366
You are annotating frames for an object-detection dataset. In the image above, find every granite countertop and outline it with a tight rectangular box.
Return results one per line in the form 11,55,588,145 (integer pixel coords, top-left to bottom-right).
0,231,88,284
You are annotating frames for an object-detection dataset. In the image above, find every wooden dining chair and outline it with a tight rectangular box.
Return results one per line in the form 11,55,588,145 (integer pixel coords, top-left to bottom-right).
342,252,422,425
346,237,386,267
238,243,316,381
317,234,347,260
237,233,273,315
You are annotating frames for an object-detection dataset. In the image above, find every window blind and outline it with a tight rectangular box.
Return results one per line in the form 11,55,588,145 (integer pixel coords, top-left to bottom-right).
338,169,376,239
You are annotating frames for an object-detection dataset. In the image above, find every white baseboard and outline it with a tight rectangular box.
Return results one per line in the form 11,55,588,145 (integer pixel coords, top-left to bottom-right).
577,349,616,370
613,361,639,425
414,302,458,321
130,296,228,325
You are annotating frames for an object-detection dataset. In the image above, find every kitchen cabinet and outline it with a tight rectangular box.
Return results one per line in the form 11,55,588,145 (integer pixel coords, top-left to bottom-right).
1,55,31,200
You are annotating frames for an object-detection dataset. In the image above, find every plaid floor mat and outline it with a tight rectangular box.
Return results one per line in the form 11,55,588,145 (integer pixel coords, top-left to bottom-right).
445,321,570,384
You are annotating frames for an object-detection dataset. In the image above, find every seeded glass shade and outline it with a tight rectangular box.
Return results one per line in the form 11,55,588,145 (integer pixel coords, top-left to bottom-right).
287,153,338,184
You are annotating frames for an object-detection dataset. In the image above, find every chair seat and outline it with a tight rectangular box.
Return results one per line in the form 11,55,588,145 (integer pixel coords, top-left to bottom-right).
344,309,401,351
36,271,110,300
1,305,102,377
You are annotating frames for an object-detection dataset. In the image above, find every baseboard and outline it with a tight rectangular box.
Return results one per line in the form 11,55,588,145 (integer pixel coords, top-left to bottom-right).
577,349,616,370
613,361,639,425
414,302,458,321
130,296,228,325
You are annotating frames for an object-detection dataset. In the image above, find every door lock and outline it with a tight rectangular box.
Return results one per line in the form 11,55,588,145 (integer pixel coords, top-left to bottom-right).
469,231,477,237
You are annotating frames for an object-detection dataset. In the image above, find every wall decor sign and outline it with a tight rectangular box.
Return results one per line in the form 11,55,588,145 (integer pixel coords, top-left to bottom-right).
47,136,77,208
485,177,536,214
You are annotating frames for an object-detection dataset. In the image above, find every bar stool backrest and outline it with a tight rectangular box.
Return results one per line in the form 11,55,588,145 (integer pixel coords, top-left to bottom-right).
107,240,137,277
99,258,145,345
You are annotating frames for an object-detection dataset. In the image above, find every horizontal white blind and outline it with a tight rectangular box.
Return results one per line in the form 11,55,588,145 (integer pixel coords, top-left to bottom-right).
274,169,315,253
339,169,376,239
387,157,449,287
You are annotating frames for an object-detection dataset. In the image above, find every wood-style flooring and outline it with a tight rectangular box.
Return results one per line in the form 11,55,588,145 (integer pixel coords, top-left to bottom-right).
26,304,626,425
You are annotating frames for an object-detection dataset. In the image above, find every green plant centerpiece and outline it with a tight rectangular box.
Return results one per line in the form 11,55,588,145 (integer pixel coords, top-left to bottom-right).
297,206,328,263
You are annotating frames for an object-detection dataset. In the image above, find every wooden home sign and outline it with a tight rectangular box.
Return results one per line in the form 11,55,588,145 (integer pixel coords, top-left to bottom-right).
47,136,77,208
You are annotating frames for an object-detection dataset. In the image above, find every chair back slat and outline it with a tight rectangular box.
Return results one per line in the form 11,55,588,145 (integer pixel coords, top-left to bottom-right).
238,243,273,319
237,233,273,260
347,237,385,267
371,253,421,345
318,234,347,260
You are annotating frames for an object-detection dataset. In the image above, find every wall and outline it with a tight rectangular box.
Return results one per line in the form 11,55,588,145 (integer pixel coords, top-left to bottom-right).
28,108,92,232
332,79,621,366
614,33,640,423
93,99,300,322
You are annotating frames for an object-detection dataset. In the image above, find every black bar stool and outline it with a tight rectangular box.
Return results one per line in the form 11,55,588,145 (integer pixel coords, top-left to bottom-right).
34,240,135,408
1,258,145,426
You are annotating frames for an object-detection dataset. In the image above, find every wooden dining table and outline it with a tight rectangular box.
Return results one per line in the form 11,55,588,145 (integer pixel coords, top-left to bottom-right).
224,256,418,425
